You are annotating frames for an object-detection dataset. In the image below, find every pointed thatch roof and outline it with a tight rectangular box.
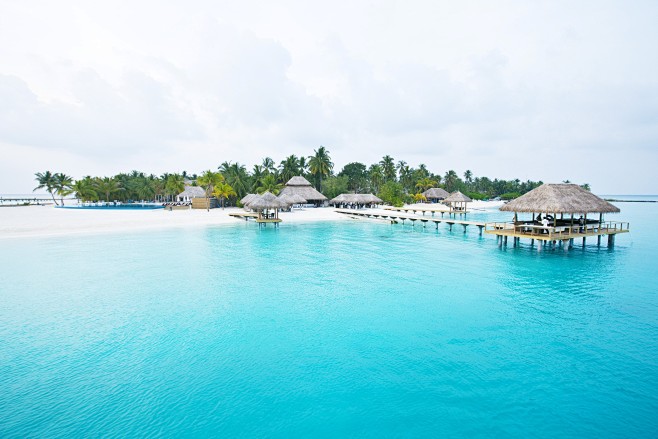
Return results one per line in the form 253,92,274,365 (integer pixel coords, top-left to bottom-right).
178,186,206,198
279,176,327,201
248,191,288,210
277,194,295,206
241,193,257,206
330,193,383,204
361,194,382,203
422,187,450,199
445,191,472,203
288,194,307,204
500,183,620,214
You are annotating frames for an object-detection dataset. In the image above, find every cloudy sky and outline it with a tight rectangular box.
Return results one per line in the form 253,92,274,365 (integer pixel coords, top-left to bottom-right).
1,0,657,194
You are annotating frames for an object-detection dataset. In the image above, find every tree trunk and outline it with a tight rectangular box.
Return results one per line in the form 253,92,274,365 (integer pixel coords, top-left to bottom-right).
50,191,59,206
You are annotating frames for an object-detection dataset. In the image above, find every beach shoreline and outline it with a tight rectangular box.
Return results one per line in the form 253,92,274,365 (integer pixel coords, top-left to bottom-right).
0,201,505,240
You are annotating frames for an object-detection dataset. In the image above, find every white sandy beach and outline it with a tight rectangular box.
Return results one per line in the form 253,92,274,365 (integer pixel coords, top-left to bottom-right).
0,201,504,239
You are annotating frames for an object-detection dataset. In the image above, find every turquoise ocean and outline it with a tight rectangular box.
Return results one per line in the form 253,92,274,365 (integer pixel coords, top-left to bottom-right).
1,198,657,437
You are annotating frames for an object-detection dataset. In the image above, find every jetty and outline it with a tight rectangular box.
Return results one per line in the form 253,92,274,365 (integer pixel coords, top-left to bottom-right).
383,206,469,216
336,209,486,233
484,184,629,248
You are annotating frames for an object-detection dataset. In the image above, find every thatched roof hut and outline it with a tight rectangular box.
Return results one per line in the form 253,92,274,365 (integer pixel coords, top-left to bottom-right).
329,193,382,206
241,193,258,206
277,194,295,206
444,191,472,212
422,187,450,201
500,184,620,214
279,176,327,203
445,191,472,203
177,186,206,200
248,191,289,210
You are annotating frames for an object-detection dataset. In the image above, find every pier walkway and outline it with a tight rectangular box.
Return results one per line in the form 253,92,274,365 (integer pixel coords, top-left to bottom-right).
336,209,486,233
383,206,469,216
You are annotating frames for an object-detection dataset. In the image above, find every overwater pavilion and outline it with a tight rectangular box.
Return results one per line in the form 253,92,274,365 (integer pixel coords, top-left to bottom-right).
484,183,629,247
248,191,287,226
444,191,472,213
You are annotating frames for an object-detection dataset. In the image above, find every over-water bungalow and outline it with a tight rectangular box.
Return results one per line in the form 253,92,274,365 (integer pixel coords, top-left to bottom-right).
444,191,472,212
485,183,629,246
422,187,450,203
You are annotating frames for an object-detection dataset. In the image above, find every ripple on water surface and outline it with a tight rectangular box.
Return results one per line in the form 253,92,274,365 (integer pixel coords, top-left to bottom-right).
0,214,657,437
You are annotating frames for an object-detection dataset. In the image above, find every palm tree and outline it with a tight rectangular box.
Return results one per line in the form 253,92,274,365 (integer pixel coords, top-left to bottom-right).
134,177,156,201
53,173,73,205
71,176,98,202
256,174,283,194
165,174,185,202
94,177,122,202
396,160,407,177
464,170,473,186
262,157,277,175
197,170,224,211
212,182,237,208
221,162,250,199
380,155,396,182
33,171,59,205
444,170,460,192
368,164,384,193
308,146,333,191
399,165,414,193
415,177,437,193
298,156,309,176
251,165,266,192
279,154,300,183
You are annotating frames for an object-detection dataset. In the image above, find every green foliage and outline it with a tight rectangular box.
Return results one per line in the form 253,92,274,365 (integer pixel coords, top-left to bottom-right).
378,181,406,207
308,146,334,190
321,176,349,199
500,192,521,200
464,191,487,201
338,162,368,192
256,174,282,195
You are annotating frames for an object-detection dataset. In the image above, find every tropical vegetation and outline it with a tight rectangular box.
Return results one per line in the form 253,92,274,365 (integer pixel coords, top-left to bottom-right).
35,147,591,208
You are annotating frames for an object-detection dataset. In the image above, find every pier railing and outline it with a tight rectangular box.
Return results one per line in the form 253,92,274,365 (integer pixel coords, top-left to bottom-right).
485,221,630,239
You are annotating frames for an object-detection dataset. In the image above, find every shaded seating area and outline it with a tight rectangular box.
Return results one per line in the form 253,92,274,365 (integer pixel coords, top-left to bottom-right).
444,191,472,212
422,188,450,203
486,183,629,246
278,176,328,206
329,193,382,209
244,191,288,225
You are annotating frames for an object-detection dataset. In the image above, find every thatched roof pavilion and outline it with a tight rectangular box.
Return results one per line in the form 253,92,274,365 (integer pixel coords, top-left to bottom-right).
248,191,288,222
177,186,206,201
422,187,450,202
485,183,628,246
329,193,382,207
279,176,327,204
501,184,619,214
444,191,472,211
241,193,258,207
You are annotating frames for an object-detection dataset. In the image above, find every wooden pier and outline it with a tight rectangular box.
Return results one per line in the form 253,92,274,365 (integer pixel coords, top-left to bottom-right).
484,221,629,247
229,211,282,225
336,209,486,233
383,206,469,216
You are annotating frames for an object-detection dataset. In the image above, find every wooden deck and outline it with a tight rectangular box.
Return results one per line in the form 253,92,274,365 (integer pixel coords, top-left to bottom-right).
336,209,485,232
228,212,258,220
484,221,630,242
383,206,469,216
229,211,282,224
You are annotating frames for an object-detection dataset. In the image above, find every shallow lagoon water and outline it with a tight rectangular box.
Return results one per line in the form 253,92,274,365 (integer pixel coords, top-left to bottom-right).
1,201,657,437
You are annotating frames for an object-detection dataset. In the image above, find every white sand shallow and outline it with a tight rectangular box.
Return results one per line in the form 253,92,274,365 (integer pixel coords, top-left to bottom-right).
0,201,506,239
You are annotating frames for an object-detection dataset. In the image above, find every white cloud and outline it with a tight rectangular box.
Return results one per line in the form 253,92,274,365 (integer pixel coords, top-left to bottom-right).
1,0,657,194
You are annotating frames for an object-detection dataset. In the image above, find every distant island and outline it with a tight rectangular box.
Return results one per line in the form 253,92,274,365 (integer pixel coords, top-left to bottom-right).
33,147,589,207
